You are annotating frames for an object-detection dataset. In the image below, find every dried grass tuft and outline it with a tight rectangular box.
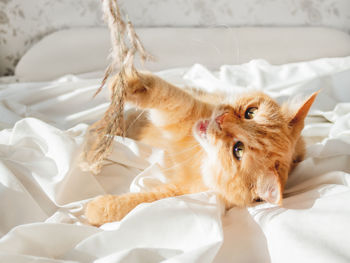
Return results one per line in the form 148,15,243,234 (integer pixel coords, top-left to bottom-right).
80,0,152,174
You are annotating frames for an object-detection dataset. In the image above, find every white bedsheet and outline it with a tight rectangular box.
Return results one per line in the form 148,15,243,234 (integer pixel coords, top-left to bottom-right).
1,58,350,263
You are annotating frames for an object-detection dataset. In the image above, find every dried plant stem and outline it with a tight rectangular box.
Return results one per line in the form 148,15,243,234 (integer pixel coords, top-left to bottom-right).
80,0,152,174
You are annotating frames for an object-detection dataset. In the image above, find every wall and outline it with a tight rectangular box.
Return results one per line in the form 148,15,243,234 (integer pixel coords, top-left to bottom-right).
1,0,349,76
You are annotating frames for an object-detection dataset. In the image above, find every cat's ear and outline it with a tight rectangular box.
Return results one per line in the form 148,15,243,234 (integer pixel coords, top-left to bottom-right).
257,169,283,205
288,91,319,134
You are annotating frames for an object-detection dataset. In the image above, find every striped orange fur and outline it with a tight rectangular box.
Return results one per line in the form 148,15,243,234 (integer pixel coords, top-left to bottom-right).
86,72,318,226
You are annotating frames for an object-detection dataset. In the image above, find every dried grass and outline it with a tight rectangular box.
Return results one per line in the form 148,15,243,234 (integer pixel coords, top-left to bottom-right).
80,0,152,174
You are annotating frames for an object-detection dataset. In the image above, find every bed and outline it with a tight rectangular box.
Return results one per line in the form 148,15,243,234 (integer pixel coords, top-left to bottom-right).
1,27,350,263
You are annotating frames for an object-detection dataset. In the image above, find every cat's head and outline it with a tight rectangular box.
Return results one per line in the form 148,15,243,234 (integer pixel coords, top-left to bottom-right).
193,91,318,207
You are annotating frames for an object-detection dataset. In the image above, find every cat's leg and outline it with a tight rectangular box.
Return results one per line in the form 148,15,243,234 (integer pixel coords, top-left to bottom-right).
85,184,184,226
119,72,213,127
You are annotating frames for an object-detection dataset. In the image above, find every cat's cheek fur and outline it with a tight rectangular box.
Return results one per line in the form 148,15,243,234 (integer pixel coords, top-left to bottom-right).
200,153,227,189
200,151,237,193
201,158,218,190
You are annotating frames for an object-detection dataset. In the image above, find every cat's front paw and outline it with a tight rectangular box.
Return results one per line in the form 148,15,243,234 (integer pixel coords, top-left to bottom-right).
124,72,156,107
85,195,129,226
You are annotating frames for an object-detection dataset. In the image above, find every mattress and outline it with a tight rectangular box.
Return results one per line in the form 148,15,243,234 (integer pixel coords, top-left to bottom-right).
0,57,350,262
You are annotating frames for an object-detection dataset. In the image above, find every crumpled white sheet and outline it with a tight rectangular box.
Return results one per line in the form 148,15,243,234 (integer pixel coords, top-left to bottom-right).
1,57,350,263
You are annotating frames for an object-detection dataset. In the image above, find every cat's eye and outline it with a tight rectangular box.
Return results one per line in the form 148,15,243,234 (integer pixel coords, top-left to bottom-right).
245,107,258,119
233,141,244,160
254,197,263,202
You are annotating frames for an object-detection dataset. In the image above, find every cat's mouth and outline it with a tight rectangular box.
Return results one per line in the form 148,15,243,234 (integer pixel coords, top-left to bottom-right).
196,119,210,139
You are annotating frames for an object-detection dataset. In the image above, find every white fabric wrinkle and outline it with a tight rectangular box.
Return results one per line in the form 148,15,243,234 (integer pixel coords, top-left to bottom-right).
0,57,350,262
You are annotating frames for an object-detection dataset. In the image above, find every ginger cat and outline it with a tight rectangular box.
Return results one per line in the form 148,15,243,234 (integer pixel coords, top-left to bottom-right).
85,72,318,226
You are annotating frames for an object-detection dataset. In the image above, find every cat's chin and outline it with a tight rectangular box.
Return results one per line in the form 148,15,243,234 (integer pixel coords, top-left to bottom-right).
194,119,209,141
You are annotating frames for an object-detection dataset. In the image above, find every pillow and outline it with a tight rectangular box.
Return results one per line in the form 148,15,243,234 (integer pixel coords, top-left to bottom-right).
15,27,350,82
15,27,110,82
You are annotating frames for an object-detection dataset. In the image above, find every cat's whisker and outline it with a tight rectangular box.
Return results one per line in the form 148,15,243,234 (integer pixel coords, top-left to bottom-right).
159,148,204,173
108,139,203,172
125,108,147,134
163,143,202,157
132,142,202,160
117,134,201,160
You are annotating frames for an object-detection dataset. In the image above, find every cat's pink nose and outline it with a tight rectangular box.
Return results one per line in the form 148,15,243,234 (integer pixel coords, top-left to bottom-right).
215,113,228,128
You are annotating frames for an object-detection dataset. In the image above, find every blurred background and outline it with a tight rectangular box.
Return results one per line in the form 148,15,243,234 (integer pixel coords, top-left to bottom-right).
1,0,349,77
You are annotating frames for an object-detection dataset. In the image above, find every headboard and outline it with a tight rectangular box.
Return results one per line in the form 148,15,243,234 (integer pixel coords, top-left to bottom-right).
1,0,349,76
